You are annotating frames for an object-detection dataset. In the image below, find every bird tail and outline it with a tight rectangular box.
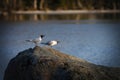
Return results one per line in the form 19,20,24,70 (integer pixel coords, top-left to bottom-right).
41,42,47,45
26,40,33,42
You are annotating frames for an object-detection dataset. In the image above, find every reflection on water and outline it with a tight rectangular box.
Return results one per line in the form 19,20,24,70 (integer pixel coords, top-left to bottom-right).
0,13,120,21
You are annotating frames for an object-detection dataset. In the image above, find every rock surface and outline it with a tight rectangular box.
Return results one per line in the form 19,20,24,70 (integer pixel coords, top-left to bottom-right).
4,46,120,80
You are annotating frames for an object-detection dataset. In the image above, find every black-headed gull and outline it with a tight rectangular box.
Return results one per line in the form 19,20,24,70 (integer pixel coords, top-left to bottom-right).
26,35,45,46
45,40,60,47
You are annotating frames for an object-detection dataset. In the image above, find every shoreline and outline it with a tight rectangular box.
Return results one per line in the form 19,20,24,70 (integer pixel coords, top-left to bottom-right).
1,10,120,15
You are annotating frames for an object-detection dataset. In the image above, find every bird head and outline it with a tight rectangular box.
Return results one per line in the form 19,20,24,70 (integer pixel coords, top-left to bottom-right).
40,35,45,38
57,41,60,43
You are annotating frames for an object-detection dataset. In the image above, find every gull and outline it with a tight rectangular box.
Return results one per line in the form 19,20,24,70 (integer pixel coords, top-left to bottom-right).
42,40,60,47
26,35,45,46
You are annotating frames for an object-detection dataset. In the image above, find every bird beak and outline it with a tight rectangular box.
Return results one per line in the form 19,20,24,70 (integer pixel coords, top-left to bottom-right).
57,41,60,43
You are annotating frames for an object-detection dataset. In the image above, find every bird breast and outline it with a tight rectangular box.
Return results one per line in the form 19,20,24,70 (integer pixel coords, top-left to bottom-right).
33,37,42,43
49,41,57,46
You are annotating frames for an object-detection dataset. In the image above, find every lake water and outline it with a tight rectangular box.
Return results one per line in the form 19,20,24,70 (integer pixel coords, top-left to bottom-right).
0,13,120,80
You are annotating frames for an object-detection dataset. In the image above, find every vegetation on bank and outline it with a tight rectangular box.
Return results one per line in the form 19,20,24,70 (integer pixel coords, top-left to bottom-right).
0,0,120,12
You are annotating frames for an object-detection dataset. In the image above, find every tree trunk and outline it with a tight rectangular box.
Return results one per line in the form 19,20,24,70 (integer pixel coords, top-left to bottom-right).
113,2,116,10
5,0,9,11
77,0,83,9
18,0,23,10
40,0,44,10
34,0,37,10
13,0,16,10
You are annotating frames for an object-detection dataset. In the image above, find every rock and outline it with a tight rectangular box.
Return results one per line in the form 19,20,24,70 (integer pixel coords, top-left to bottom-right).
4,46,120,80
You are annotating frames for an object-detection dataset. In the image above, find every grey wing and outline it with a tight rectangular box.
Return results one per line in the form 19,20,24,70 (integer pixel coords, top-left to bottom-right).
26,39,33,42
33,38,40,43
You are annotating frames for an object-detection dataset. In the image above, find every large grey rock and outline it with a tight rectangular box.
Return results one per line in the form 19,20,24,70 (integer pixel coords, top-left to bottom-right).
4,46,120,80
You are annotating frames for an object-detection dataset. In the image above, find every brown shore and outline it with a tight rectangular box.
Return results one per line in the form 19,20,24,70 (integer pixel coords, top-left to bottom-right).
1,10,120,15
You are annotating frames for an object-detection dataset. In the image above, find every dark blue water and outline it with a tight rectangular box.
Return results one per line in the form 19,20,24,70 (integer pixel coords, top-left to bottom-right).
0,19,120,79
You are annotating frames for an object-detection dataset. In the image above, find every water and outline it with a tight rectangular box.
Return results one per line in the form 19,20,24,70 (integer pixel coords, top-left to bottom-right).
0,13,120,80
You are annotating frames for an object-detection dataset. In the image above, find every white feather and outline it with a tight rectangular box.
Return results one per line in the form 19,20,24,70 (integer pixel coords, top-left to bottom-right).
48,40,58,46
26,36,43,46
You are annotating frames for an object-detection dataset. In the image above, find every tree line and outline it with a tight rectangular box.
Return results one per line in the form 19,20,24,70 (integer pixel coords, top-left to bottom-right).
0,0,120,12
